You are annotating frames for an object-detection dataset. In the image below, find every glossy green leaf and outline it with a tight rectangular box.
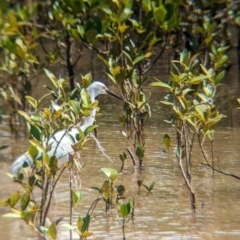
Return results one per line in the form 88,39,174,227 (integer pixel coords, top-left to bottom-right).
30,124,41,141
154,7,167,24
133,55,145,65
120,203,128,217
150,79,172,90
48,222,57,240
214,70,225,85
101,168,119,181
69,100,81,115
71,190,83,207
84,124,99,135
148,181,155,191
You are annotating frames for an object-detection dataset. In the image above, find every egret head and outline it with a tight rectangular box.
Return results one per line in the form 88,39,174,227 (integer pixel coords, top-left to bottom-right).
87,81,122,101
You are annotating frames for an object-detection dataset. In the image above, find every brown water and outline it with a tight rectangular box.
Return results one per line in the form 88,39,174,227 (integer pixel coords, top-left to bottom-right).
1,89,240,240
1,46,240,239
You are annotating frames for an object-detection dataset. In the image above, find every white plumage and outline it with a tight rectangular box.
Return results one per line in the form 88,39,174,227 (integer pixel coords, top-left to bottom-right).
10,81,121,174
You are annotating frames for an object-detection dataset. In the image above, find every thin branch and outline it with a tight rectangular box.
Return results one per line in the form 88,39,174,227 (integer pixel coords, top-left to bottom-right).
142,36,168,75
201,162,240,180
198,134,240,180
43,164,67,225
126,147,136,166
39,37,49,55
72,52,82,67
89,133,113,162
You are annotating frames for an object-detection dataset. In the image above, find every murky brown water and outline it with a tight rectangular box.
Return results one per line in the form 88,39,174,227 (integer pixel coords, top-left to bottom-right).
1,88,240,240
1,46,240,239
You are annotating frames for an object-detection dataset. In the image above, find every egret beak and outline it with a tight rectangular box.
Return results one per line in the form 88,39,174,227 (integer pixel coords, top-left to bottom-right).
106,89,123,101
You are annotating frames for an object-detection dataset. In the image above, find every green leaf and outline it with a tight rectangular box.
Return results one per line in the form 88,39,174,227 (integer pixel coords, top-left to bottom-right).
48,222,57,240
119,152,127,161
133,55,145,65
84,124,99,135
214,70,225,85
81,214,91,233
3,192,21,207
163,134,171,150
112,65,121,76
18,110,32,123
194,102,205,121
2,213,21,218
101,168,119,181
120,203,129,217
30,124,41,141
69,100,81,115
29,139,44,153
135,140,144,159
81,72,92,88
21,190,30,211
148,181,155,191
205,114,225,129
217,46,230,54
25,96,38,109
118,25,129,33
150,79,172,90
200,64,213,82
187,75,205,84
101,5,113,15
44,69,58,88
160,101,173,106
71,190,83,207
154,7,167,24
81,88,91,106
214,55,228,69
180,49,190,65
100,180,112,199
122,51,132,63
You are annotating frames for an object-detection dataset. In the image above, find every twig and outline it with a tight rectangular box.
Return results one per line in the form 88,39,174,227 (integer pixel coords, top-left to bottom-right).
126,147,136,166
142,36,168,75
198,134,240,180
89,133,113,162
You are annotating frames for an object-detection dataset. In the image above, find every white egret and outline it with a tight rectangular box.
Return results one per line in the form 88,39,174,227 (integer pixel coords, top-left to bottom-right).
10,81,121,174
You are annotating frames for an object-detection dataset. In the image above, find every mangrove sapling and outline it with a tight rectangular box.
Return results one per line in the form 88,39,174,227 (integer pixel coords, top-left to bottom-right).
92,0,182,168
119,152,127,172
1,71,109,237
137,179,143,195
143,181,156,194
151,48,228,211
137,179,155,195
118,200,132,240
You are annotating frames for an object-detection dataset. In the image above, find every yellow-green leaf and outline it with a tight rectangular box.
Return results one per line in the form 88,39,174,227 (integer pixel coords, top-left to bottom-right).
163,134,171,150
